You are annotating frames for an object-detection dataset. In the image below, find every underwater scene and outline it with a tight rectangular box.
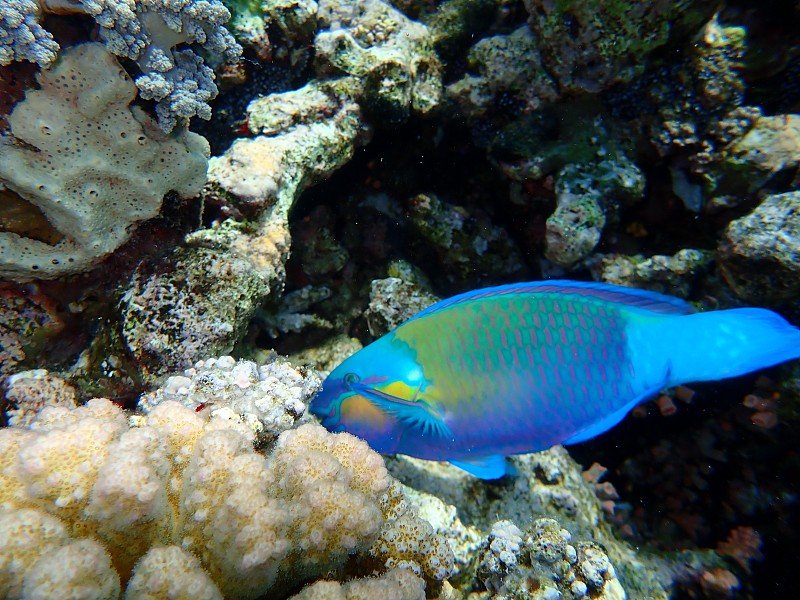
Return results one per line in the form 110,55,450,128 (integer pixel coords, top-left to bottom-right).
1,0,799,598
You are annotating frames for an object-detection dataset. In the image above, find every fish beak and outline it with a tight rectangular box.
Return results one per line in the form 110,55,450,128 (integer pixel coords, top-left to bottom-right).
308,377,350,427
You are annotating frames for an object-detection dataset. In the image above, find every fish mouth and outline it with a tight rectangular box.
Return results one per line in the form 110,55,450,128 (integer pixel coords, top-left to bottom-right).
308,377,350,429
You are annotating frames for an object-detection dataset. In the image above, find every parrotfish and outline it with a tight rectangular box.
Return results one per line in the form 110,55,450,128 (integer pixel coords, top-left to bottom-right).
309,281,800,479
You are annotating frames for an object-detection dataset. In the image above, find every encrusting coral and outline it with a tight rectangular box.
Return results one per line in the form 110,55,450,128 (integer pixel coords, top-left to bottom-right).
0,42,209,280
0,390,453,598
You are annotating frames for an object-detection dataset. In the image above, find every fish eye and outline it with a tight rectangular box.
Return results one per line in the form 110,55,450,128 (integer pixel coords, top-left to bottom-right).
343,372,360,387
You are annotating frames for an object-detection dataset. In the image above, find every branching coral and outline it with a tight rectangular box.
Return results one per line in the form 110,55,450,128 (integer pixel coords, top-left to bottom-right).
0,0,59,66
1,0,242,131
0,392,452,598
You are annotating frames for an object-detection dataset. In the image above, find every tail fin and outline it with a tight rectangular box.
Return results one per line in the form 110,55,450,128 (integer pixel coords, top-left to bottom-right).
640,308,800,386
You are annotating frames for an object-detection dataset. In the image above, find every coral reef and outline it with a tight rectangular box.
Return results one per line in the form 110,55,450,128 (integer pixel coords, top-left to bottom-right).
1,0,241,131
446,25,557,120
0,0,59,66
0,287,64,378
288,334,365,378
114,245,273,382
220,78,365,210
386,445,721,598
700,112,800,205
0,43,209,280
523,0,715,94
364,277,439,337
0,391,452,598
138,355,320,447
406,192,525,285
717,191,800,303
475,518,626,599
105,72,370,381
3,0,800,597
315,0,442,123
2,369,76,428
592,249,714,297
544,157,645,268
257,286,335,338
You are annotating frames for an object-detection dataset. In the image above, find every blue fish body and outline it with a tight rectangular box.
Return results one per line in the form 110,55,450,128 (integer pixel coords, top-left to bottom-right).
309,281,800,478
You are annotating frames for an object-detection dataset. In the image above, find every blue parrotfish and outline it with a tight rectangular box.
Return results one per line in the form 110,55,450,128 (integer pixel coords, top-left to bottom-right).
309,281,800,479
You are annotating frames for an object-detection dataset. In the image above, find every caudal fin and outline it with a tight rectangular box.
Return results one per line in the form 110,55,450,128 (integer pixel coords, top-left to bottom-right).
645,308,800,386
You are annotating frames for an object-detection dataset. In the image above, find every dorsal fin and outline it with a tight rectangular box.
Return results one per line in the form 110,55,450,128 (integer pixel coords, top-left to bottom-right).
410,280,694,321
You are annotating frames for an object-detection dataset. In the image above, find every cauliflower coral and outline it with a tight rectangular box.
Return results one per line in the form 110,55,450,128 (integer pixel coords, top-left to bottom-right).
0,395,451,599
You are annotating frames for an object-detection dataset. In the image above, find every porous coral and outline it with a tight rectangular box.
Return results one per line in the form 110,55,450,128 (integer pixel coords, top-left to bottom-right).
0,392,452,598
124,545,223,600
0,43,209,280
369,480,456,585
291,568,426,600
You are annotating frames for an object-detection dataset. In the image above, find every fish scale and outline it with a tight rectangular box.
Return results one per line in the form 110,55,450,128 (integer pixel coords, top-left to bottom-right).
310,280,800,479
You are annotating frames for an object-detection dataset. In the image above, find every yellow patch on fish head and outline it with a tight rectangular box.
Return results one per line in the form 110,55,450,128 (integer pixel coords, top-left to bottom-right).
375,380,419,401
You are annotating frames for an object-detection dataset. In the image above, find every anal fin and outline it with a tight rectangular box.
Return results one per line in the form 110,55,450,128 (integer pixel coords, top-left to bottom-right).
450,454,512,479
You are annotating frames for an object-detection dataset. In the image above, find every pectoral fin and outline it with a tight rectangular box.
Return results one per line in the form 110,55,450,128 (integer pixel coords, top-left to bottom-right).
352,382,452,441
450,454,513,479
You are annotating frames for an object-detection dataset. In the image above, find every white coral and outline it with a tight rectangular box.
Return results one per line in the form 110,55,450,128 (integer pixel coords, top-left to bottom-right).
138,355,321,447
0,0,59,66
